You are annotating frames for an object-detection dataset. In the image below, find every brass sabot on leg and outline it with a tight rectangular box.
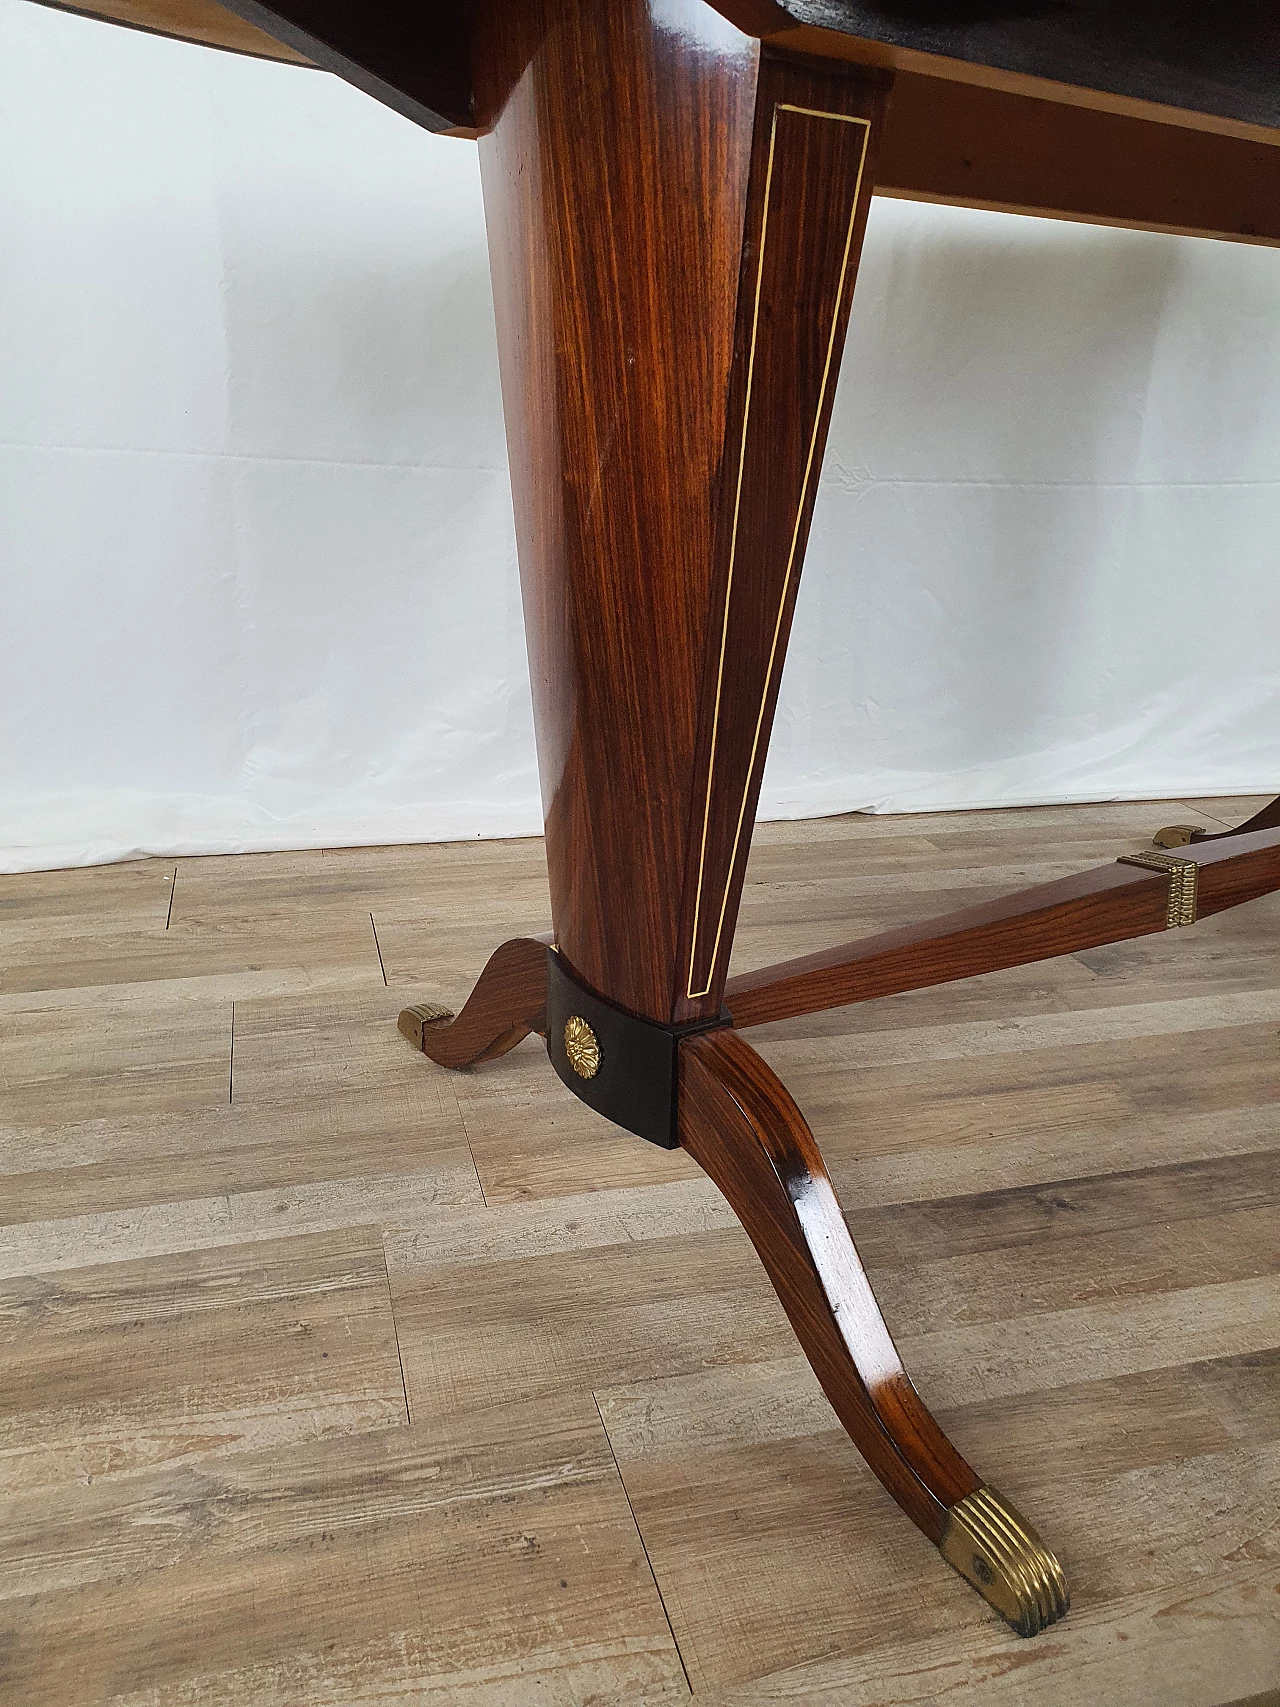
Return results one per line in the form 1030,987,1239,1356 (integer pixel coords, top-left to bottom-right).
397,1001,456,1049
940,1487,1070,1637
1152,823,1203,848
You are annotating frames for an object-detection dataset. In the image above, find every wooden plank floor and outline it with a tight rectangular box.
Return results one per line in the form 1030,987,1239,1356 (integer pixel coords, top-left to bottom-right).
1,798,1278,1705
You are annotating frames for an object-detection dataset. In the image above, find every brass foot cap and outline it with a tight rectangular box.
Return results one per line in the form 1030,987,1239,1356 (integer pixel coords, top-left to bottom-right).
941,1487,1069,1637
398,1002,455,1050
1153,824,1203,849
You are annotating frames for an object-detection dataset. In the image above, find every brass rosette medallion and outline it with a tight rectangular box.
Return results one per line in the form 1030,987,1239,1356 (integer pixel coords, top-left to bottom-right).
940,1487,1069,1637
563,1015,601,1079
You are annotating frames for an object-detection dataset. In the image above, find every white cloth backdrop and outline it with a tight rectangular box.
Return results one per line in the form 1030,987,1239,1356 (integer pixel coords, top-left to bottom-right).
2,1,1278,874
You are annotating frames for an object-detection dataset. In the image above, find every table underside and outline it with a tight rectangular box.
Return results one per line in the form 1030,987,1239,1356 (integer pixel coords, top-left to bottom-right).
772,0,1280,137
30,0,1280,247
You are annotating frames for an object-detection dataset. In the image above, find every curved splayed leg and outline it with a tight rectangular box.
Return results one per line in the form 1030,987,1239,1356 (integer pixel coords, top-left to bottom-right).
678,1027,1069,1637
1155,792,1280,848
398,937,549,1069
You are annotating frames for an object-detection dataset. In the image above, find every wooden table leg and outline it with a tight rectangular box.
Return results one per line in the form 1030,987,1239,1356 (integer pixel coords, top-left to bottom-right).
681,1028,1068,1638
400,0,1069,1634
1155,794,1280,847
397,936,548,1065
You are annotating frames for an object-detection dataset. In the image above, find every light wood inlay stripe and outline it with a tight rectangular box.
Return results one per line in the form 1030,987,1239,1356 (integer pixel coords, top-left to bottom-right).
687,103,872,999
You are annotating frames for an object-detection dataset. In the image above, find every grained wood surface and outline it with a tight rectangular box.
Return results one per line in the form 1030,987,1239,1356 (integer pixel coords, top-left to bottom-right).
745,0,1280,137
28,0,1280,266
34,0,1280,152
679,1027,981,1541
673,56,887,1020
1,797,1277,1701
404,934,549,1067
26,0,312,62
876,70,1280,249
1192,793,1280,844
29,0,477,134
727,824,1280,1028
475,0,760,1023
477,2,888,1026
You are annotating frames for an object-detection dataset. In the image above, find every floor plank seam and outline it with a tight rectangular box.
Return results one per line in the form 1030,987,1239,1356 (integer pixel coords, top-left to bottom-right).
1178,800,1236,830
382,1239,412,1425
592,1391,694,1697
451,1084,489,1209
370,911,388,985
1068,953,1101,979
228,1001,235,1106
164,866,176,931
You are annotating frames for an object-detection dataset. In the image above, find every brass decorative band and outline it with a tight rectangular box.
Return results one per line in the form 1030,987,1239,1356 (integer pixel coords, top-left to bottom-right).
1117,850,1200,927
686,101,872,1000
940,1487,1070,1637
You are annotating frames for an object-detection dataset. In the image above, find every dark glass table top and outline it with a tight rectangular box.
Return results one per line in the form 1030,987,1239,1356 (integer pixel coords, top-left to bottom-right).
777,1,1280,133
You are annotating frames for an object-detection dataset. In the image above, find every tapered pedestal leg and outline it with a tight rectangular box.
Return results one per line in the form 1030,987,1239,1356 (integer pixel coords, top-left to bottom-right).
411,0,1069,1634
473,0,889,1028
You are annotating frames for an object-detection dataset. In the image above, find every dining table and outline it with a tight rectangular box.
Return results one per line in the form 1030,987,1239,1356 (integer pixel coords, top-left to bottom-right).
31,0,1280,1639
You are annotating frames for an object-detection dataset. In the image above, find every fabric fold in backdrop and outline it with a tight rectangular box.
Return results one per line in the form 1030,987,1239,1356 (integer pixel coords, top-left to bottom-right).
1,0,1277,873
